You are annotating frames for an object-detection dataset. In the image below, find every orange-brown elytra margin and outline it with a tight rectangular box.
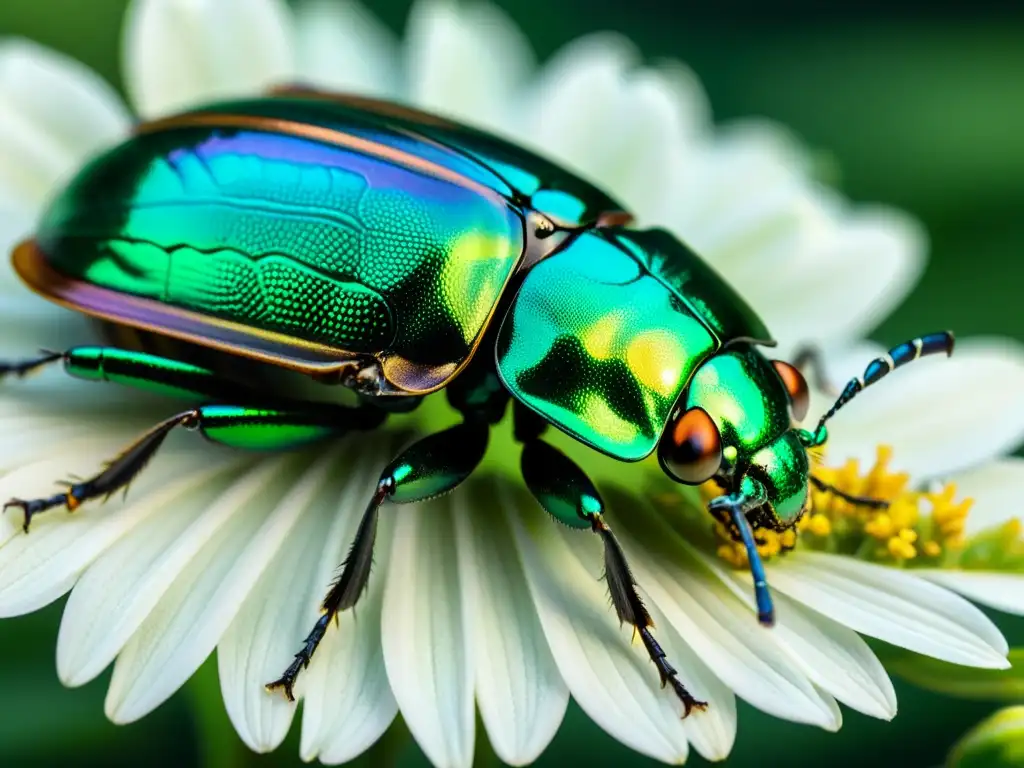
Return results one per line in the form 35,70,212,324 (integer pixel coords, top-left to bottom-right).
11,238,369,377
134,111,502,203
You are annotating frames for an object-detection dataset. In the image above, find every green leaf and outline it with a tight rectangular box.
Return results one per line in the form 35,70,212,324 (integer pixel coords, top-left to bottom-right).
948,706,1024,768
880,646,1024,701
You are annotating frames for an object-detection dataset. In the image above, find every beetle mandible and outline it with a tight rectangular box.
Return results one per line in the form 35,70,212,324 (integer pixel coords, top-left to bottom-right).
0,87,953,714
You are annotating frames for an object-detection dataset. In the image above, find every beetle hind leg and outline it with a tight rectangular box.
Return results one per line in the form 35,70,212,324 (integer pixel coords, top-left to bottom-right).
519,434,708,718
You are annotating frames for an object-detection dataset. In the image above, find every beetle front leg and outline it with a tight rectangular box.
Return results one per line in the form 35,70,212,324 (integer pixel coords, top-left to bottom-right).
4,402,385,533
519,438,708,718
266,420,490,702
708,476,776,627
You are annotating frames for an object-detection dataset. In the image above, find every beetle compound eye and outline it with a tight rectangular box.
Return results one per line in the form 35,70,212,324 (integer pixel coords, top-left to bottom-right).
658,407,723,485
772,361,810,422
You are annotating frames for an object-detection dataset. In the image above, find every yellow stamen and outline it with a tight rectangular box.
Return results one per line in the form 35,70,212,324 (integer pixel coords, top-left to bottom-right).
887,536,917,560
711,444,998,569
806,514,832,537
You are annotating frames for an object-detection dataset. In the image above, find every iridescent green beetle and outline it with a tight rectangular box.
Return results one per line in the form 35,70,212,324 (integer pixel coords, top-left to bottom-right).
0,88,953,715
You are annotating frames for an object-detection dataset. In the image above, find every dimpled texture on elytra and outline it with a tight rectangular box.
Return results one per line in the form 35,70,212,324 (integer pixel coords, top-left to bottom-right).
36,125,523,375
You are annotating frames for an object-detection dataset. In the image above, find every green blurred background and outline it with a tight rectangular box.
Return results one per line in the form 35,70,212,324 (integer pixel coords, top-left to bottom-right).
0,1,1021,766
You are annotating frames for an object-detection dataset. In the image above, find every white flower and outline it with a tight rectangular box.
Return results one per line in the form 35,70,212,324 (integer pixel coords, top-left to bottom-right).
0,1,1022,767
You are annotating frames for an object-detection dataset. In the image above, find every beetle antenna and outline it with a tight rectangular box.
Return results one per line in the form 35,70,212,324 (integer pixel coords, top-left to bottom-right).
809,475,889,509
804,332,955,447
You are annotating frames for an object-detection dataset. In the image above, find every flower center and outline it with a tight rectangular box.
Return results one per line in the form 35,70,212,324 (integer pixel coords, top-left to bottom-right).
708,445,998,568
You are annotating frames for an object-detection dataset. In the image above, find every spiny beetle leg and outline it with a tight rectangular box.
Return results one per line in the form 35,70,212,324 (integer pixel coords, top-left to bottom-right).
5,410,197,533
7,402,384,533
0,350,65,380
520,438,707,718
266,421,490,702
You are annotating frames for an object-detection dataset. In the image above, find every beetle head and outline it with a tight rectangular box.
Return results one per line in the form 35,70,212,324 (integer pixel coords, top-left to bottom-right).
657,345,811,529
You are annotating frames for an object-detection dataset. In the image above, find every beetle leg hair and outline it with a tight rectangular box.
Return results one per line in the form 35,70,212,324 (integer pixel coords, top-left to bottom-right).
518,433,708,718
0,349,65,380
5,401,385,533
5,410,198,533
266,420,490,702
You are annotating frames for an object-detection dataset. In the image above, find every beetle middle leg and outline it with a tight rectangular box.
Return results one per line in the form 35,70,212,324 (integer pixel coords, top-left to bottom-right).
265,419,491,700
513,405,707,717
266,353,506,701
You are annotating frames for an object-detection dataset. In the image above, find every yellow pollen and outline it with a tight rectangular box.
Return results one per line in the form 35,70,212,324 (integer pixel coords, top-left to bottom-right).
887,536,917,560
923,541,942,557
712,443,987,569
806,514,832,537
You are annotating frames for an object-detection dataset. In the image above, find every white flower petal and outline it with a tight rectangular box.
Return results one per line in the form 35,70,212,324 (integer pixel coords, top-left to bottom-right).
767,592,896,719
771,551,1009,668
522,34,707,213
124,0,295,118
299,445,397,765
917,571,1024,617
951,458,1024,534
0,449,194,617
0,38,129,206
687,546,896,720
823,340,1024,479
508,495,691,764
611,507,841,730
404,0,533,130
56,459,237,686
382,495,474,768
668,124,809,251
293,0,399,97
459,480,568,766
0,416,140,475
0,206,35,295
219,447,359,754
760,206,924,349
105,454,305,723
667,619,738,761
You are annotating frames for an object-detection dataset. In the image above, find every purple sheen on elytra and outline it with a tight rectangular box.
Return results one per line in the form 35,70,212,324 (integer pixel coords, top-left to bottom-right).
28,120,524,392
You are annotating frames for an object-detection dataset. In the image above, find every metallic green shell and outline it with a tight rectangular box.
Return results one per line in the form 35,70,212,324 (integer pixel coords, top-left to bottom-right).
496,227,774,461
26,112,530,393
497,228,720,461
206,90,629,227
607,228,773,345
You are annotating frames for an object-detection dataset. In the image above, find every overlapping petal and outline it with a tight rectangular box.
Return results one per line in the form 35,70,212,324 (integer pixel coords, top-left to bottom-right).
124,0,294,118
508,494,692,764
769,552,1009,668
459,480,569,766
404,0,533,130
520,33,707,216
382,495,475,768
293,0,399,97
820,340,1024,479
0,2,1019,767
104,455,305,723
0,39,129,209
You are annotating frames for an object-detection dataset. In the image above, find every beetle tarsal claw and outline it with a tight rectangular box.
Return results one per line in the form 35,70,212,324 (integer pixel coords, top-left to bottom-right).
264,677,296,703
